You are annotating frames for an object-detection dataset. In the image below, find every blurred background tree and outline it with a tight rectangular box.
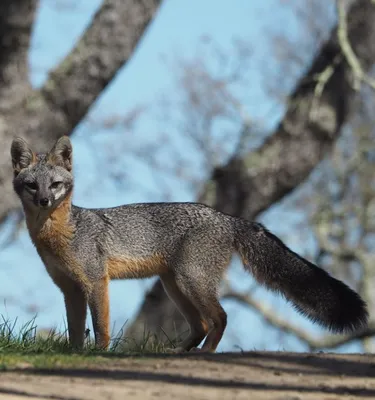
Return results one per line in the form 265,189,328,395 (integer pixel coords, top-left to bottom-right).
0,0,374,353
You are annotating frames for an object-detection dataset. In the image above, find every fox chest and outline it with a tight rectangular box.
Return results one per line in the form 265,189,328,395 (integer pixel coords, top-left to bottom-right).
37,245,69,275
33,228,83,284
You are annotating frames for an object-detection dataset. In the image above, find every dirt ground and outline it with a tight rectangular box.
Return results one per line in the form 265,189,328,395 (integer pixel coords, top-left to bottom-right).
1,351,375,400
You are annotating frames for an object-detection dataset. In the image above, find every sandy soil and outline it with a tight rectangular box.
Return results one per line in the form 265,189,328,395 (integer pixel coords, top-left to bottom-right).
1,351,375,400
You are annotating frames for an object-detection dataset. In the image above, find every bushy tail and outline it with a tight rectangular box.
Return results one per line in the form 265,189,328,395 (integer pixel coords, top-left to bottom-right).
233,219,368,333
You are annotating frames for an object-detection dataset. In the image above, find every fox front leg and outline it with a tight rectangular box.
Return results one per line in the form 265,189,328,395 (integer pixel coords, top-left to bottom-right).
64,286,87,349
88,275,111,350
48,268,87,349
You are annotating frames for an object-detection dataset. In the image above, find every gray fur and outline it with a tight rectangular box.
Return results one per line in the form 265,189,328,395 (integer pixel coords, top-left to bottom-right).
10,136,369,351
11,137,73,211
71,202,234,281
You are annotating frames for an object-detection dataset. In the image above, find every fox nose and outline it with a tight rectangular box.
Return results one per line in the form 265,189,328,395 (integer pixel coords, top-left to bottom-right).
39,198,49,207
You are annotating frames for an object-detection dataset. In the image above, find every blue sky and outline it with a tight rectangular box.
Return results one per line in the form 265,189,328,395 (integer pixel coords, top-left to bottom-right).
0,0,357,353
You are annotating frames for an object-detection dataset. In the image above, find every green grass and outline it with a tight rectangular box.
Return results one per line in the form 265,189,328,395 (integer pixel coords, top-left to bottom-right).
0,316,178,370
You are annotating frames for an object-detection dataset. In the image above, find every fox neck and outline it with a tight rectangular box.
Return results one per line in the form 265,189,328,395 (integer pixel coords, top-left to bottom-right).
24,192,75,244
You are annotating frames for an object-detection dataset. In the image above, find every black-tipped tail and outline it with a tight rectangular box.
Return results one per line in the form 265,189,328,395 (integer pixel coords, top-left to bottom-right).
234,220,368,333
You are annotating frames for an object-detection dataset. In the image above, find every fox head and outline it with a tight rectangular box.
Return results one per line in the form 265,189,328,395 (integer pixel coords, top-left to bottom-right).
11,136,73,212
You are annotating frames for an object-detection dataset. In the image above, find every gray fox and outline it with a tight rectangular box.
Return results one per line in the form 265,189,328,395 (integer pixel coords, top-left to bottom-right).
11,136,368,352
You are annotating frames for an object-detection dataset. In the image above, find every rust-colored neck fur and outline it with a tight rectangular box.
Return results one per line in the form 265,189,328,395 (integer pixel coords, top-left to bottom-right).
25,192,75,246
24,191,91,291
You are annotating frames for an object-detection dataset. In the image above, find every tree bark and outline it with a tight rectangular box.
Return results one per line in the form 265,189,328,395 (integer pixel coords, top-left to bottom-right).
0,0,38,110
125,0,375,344
0,0,161,223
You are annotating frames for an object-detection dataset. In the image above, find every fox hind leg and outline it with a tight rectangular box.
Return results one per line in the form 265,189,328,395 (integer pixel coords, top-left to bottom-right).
174,274,227,353
161,272,209,352
198,300,227,352
165,264,228,353
170,227,231,353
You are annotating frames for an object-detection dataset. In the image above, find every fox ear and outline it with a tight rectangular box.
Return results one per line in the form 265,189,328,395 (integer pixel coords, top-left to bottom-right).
47,136,72,171
11,137,35,176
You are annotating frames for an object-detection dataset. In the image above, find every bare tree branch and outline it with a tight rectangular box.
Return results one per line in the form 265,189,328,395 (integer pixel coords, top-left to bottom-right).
41,0,161,129
213,0,375,220
337,0,375,90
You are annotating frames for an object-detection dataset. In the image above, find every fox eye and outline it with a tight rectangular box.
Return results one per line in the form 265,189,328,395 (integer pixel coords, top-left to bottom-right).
25,182,37,190
50,181,63,189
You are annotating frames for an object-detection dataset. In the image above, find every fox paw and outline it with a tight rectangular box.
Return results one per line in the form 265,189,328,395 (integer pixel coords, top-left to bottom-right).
189,347,214,353
189,347,205,353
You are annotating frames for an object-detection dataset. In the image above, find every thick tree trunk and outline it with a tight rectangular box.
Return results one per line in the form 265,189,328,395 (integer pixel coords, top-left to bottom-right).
0,0,161,224
125,0,375,343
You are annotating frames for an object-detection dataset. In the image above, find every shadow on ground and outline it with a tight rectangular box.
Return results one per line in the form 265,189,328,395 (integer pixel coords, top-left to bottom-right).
3,351,375,398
